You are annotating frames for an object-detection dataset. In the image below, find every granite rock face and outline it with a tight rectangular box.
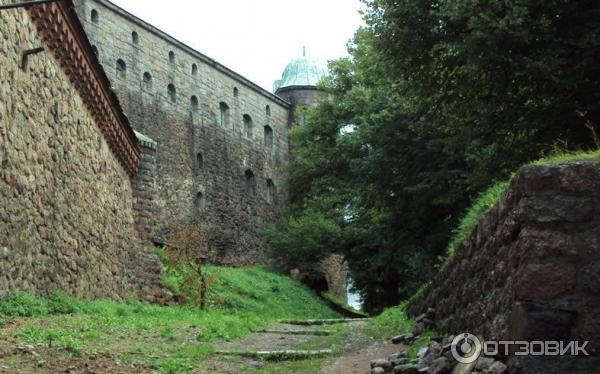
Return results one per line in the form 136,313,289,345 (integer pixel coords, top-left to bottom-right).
0,5,161,300
407,163,600,371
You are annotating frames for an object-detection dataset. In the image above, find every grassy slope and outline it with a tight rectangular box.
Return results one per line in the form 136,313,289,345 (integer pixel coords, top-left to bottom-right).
0,266,338,373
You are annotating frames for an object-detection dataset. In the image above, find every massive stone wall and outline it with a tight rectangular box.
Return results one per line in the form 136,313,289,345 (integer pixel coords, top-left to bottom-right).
408,162,600,372
0,4,159,300
74,0,291,265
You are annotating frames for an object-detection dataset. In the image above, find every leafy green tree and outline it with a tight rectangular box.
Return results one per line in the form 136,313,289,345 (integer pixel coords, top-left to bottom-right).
267,0,600,313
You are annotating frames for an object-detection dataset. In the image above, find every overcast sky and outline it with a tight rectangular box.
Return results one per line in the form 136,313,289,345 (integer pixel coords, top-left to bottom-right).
110,0,366,92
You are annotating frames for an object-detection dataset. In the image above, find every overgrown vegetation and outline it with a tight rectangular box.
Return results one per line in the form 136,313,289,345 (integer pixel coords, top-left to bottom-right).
265,0,600,313
0,266,338,373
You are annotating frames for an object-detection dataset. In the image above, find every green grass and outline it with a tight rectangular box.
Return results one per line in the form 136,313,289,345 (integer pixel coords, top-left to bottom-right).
366,303,414,340
0,266,339,373
530,149,600,165
444,149,600,262
445,180,508,258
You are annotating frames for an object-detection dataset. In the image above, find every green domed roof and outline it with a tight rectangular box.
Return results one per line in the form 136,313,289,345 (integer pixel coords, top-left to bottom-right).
273,52,326,92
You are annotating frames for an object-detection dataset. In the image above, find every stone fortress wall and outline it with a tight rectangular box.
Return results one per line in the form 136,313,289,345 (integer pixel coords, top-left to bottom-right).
74,0,291,265
0,1,163,300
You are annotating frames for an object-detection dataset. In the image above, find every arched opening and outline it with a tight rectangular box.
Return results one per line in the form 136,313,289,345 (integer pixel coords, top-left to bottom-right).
167,84,176,103
191,95,199,112
132,31,139,45
142,72,152,90
192,63,198,76
243,114,253,138
266,105,271,116
264,125,273,149
169,51,175,63
91,45,98,57
244,170,255,198
219,102,230,127
233,87,239,97
116,59,126,79
196,153,203,170
91,9,99,23
303,275,329,295
265,179,276,204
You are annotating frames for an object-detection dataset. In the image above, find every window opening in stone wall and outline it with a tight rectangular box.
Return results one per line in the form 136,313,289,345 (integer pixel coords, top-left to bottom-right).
266,179,276,204
91,45,98,57
192,63,198,76
243,114,253,138
91,9,98,23
195,192,206,213
169,51,175,63
196,153,203,170
245,170,256,198
233,87,239,97
264,125,273,149
168,84,176,103
266,105,271,116
143,72,152,90
116,59,126,79
191,96,199,112
132,31,139,45
219,102,230,127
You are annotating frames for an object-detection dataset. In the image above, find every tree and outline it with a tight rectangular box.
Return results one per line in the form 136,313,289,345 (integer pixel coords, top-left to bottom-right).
268,0,600,313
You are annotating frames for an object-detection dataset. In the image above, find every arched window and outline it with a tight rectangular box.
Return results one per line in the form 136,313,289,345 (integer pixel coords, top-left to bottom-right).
264,125,273,148
191,96,199,112
195,192,206,212
219,102,230,127
196,152,203,170
91,9,98,23
266,179,276,204
243,114,253,138
244,170,255,198
132,31,139,45
142,72,152,90
233,87,239,97
266,105,271,116
169,51,175,63
167,84,176,103
91,45,98,57
192,63,198,76
116,59,126,79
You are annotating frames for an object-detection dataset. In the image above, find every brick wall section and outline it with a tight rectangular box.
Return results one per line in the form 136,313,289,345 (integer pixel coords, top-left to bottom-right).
74,0,290,265
0,4,159,300
407,162,600,369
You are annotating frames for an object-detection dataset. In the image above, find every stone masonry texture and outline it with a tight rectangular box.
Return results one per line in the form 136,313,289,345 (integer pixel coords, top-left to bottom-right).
74,0,290,266
0,4,162,300
407,162,600,372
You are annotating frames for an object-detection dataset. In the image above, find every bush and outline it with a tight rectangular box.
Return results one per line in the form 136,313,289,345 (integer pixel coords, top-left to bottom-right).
47,290,80,315
0,291,48,317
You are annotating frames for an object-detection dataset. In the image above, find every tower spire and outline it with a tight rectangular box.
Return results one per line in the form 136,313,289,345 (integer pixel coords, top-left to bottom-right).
302,46,306,57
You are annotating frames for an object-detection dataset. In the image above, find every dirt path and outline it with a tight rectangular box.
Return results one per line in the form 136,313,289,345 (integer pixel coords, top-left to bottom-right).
199,322,336,373
321,321,406,374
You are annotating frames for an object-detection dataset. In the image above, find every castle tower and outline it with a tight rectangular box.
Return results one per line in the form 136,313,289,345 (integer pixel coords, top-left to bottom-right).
273,47,326,126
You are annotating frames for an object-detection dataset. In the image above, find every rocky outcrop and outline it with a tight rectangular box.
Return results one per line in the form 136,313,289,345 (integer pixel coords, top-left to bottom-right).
407,162,600,371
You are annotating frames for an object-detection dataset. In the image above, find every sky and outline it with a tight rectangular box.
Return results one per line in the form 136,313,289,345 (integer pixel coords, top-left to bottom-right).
110,0,366,92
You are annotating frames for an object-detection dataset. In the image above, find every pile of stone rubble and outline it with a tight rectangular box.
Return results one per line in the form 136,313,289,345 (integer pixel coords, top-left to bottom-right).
369,309,508,374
